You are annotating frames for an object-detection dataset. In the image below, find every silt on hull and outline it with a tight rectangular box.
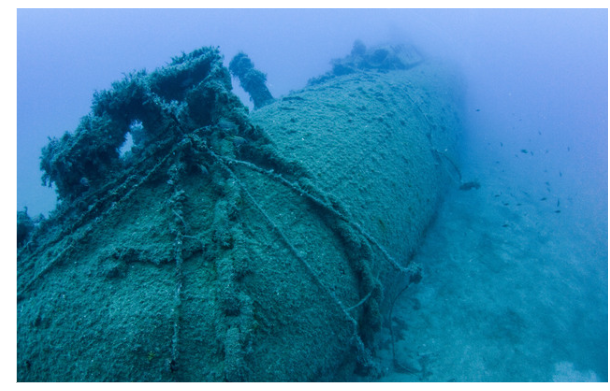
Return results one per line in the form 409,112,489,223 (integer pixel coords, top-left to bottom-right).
17,43,462,381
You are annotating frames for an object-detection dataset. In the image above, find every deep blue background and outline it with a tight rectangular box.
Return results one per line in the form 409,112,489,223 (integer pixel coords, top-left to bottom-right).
17,9,607,226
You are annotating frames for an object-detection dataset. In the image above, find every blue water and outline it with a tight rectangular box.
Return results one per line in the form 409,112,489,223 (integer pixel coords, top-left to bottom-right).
16,9,607,381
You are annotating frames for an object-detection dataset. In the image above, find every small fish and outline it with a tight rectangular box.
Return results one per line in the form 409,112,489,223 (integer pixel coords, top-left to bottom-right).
232,136,249,147
556,199,560,208
554,210,561,214
476,109,480,112
540,197,547,201
521,149,528,154
218,118,237,130
538,131,542,135
559,172,563,177
180,77,195,88
500,142,503,147
502,223,509,228
459,181,481,191
567,146,570,152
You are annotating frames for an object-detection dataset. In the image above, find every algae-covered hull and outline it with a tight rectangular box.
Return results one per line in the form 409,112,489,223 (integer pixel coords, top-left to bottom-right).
17,45,462,381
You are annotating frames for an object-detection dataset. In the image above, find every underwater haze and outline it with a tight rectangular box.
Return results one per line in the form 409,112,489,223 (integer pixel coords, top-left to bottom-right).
17,8,607,381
